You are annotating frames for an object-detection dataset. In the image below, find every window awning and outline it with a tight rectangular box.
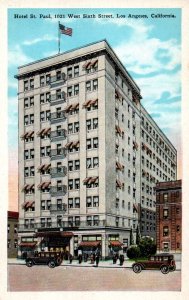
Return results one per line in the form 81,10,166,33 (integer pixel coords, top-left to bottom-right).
91,98,98,105
109,241,123,247
71,103,79,110
115,89,122,100
25,201,34,208
20,131,34,139
133,141,139,150
116,179,122,189
91,59,98,67
38,164,46,171
27,131,34,138
35,231,73,237
82,100,92,108
116,161,123,171
133,203,138,212
83,177,92,185
37,128,46,136
79,241,101,247
43,128,51,135
65,104,73,112
38,182,51,189
22,184,30,192
89,176,98,184
83,61,91,69
72,141,80,148
19,242,37,247
115,125,122,136
65,141,73,149
22,201,29,208
43,164,51,171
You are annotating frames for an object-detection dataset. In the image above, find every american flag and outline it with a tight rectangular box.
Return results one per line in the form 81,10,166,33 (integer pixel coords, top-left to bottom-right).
59,23,73,36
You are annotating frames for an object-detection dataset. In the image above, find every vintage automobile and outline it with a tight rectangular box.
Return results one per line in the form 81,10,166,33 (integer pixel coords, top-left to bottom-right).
25,251,63,268
132,253,176,274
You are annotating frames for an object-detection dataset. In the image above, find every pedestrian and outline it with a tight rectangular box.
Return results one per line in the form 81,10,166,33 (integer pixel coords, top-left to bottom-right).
112,254,116,264
78,254,82,264
95,253,100,267
119,254,124,266
69,253,73,264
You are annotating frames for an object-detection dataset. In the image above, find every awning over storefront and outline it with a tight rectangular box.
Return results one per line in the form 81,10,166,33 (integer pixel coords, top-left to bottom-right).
79,241,101,247
19,242,37,247
35,231,73,238
109,241,123,247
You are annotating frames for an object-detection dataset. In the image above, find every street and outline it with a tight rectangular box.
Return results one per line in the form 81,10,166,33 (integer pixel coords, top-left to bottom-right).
8,264,181,291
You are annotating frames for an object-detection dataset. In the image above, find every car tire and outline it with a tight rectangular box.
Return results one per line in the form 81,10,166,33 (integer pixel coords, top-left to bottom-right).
133,263,142,273
26,260,33,267
56,257,62,265
48,260,56,268
160,265,169,274
170,265,176,272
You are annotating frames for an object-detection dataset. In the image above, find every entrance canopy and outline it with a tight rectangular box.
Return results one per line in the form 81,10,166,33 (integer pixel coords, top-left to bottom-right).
79,241,101,247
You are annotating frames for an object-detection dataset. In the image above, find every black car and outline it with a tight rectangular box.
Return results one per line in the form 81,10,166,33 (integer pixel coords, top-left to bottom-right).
25,251,63,268
132,253,176,274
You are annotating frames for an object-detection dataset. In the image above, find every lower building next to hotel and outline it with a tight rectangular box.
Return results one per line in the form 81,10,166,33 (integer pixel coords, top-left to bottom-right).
156,180,182,253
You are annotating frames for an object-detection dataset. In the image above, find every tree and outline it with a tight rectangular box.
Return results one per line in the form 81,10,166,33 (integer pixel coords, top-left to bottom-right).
138,236,156,257
130,227,134,245
136,225,141,245
127,246,141,259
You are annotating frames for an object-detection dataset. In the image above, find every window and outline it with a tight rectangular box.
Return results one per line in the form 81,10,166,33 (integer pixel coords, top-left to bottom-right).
68,179,73,190
30,78,34,89
24,98,29,108
24,80,29,91
93,157,99,167
177,225,180,232
75,160,80,170
163,193,168,202
93,79,98,90
75,197,80,208
93,137,98,148
68,161,73,171
68,123,73,134
56,70,62,81
68,198,73,208
67,86,73,97
74,122,79,132
163,226,169,236
86,81,91,91
93,196,99,207
75,179,80,189
93,215,99,226
86,197,92,207
67,67,72,79
74,66,79,77
163,209,168,219
40,76,45,86
74,84,79,95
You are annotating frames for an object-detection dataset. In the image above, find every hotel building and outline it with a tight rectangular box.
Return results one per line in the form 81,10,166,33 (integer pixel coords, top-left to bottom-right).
15,40,177,258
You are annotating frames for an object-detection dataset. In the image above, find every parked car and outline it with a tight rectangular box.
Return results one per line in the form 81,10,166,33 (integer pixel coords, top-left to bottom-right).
132,253,176,274
25,251,63,268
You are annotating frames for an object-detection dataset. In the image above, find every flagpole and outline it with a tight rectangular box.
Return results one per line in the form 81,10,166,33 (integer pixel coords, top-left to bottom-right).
58,21,60,54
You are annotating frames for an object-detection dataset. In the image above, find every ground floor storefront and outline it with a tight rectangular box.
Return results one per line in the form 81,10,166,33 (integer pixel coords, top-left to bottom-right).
18,228,134,259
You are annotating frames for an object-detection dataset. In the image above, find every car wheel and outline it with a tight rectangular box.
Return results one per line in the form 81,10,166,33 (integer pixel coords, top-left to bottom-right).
160,265,169,274
133,263,142,273
48,260,56,268
170,265,176,272
26,260,33,267
56,257,62,265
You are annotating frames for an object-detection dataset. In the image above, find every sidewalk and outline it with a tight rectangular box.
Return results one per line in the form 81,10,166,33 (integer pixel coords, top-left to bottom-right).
7,258,133,268
7,258,181,270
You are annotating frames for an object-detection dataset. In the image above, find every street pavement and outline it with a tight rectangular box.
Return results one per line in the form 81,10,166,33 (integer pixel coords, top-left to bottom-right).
8,264,181,291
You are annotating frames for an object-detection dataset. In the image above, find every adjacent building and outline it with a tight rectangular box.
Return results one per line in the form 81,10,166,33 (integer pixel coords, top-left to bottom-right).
15,39,177,258
8,211,19,258
156,180,182,253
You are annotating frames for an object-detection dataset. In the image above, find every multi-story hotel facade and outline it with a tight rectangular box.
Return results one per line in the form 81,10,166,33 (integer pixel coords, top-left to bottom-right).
16,40,177,258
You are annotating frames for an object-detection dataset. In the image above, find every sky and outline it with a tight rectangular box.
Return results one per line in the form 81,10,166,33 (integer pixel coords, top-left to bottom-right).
8,8,181,211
